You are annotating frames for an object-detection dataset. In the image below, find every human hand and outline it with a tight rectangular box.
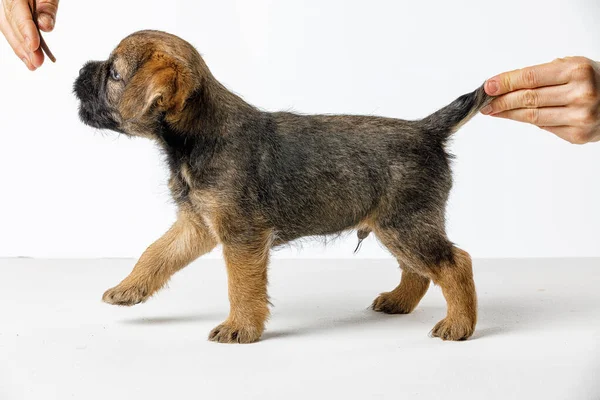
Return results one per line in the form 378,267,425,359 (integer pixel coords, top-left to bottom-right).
482,57,600,144
0,0,59,70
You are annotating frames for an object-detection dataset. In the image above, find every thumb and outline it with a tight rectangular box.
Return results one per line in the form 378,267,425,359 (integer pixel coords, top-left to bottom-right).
36,0,59,32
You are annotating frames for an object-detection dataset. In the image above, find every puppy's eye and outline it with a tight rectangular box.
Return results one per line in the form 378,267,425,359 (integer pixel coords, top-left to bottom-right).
110,67,121,81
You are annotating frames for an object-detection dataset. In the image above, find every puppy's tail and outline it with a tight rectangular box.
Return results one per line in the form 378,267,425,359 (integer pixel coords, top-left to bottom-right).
420,84,493,143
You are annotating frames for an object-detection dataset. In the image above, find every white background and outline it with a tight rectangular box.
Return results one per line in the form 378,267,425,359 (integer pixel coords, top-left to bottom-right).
0,0,599,259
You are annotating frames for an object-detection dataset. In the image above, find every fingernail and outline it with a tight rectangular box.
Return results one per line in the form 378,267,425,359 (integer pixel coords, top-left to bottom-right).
486,80,499,95
481,105,492,115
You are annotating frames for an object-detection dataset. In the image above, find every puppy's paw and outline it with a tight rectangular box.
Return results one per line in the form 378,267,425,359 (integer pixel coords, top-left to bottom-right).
371,292,415,314
430,317,475,341
102,284,149,306
208,321,263,344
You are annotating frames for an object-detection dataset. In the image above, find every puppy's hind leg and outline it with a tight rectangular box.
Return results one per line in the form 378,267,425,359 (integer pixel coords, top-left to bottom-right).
373,224,477,341
102,208,217,306
372,227,430,314
372,268,430,314
429,247,477,341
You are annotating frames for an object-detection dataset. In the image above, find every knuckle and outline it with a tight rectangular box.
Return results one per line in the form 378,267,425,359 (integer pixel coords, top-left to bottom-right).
578,109,598,126
6,0,17,15
501,75,513,92
15,18,28,33
522,90,538,107
578,83,598,103
569,130,589,145
568,56,589,64
526,108,539,124
570,59,596,81
553,57,569,64
492,97,507,112
523,69,538,87
7,0,19,14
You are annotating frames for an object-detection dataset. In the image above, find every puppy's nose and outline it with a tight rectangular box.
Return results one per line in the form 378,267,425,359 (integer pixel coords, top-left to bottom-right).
78,60,102,78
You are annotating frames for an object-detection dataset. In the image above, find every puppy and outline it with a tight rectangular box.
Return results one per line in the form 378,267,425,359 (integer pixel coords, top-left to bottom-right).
74,30,492,343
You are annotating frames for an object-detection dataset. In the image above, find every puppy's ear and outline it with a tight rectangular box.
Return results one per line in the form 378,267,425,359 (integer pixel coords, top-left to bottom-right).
119,53,193,122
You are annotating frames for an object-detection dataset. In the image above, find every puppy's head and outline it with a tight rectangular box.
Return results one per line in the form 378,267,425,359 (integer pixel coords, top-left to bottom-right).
74,30,203,137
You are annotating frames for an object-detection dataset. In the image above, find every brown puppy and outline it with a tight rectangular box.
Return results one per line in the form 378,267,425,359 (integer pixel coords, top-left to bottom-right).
74,30,492,343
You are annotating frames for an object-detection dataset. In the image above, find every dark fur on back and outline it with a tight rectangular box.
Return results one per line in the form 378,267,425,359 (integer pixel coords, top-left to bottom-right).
159,82,491,261
73,30,492,343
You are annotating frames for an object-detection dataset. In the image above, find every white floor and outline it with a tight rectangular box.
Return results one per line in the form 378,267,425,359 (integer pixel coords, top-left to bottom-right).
1,257,599,400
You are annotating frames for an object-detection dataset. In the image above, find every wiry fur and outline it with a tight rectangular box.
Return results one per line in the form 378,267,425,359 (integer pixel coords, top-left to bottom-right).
74,30,493,343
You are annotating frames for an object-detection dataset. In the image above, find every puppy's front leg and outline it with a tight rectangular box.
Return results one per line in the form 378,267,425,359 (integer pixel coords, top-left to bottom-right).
103,209,217,306
209,239,271,344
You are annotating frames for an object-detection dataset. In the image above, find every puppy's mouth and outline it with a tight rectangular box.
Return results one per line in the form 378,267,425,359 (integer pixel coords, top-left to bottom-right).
77,100,122,132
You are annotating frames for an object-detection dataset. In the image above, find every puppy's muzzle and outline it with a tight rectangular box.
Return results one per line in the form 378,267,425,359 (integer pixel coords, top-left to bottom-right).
74,61,103,102
74,61,121,131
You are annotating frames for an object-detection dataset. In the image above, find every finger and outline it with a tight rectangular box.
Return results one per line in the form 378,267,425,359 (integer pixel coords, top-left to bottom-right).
36,0,58,32
4,0,40,51
540,126,590,145
0,15,35,69
30,46,45,67
481,84,573,115
485,61,571,96
491,107,570,127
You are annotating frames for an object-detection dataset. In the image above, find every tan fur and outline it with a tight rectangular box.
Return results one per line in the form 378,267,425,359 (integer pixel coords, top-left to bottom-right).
372,269,430,314
209,233,273,343
102,206,217,305
179,163,194,188
119,53,194,122
428,248,477,341
373,227,477,341
203,202,273,343
188,190,226,241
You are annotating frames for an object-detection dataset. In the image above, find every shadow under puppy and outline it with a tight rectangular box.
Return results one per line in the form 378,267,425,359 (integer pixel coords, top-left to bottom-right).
74,30,492,343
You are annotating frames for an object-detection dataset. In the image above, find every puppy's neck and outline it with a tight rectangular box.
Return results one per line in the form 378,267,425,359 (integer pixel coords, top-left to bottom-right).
161,73,258,141
157,73,259,170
